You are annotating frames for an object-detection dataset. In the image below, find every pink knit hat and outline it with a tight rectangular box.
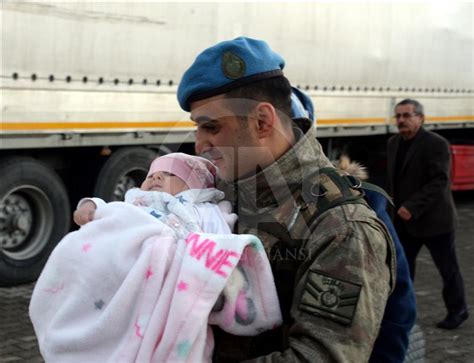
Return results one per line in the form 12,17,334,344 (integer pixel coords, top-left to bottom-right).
147,153,217,189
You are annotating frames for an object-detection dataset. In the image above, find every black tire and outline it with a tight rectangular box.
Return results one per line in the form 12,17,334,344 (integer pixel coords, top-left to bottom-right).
0,157,71,286
404,324,425,363
93,147,159,201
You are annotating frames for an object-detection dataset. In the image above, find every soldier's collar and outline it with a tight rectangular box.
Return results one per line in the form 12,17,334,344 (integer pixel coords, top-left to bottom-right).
232,118,326,212
291,118,306,142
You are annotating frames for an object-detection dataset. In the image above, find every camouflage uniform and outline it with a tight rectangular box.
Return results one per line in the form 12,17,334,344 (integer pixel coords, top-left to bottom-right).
213,118,396,362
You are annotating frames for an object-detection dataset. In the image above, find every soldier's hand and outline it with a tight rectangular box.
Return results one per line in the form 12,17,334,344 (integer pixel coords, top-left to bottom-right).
397,206,412,221
73,201,97,226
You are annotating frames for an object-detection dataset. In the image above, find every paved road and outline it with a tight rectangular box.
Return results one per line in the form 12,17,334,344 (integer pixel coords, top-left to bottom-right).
1,192,473,362
412,191,474,363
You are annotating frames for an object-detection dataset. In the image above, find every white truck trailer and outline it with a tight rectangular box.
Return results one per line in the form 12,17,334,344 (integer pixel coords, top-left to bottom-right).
1,2,473,285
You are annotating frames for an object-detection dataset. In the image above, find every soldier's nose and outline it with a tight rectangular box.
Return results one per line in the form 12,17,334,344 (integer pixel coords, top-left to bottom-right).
195,134,211,156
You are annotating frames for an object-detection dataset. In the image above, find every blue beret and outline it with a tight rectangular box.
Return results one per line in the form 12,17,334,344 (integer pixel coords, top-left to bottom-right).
291,86,315,121
177,36,285,111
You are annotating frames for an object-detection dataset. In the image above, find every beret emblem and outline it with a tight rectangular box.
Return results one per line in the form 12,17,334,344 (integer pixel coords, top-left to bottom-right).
222,52,246,79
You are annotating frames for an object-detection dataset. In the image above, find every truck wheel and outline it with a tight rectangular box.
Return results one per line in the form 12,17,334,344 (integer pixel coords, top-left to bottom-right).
404,324,425,363
93,147,159,201
0,157,71,286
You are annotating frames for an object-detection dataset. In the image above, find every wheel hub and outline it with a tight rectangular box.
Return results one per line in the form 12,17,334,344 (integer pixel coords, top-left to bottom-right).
0,194,33,249
113,175,138,201
0,185,53,260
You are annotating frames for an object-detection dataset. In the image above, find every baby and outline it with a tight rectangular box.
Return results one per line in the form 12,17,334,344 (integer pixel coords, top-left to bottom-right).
30,153,282,363
74,152,237,236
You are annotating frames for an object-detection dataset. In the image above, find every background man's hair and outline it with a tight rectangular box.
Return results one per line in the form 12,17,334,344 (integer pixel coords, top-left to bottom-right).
396,98,425,116
223,76,292,121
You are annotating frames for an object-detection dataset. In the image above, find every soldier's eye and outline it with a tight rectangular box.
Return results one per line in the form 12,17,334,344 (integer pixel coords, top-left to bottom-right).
200,122,219,133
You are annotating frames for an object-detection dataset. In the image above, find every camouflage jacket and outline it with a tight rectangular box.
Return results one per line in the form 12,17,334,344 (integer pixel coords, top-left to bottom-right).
213,118,396,362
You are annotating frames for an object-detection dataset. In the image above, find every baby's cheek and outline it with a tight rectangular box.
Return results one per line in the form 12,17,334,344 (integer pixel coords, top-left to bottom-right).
140,179,150,191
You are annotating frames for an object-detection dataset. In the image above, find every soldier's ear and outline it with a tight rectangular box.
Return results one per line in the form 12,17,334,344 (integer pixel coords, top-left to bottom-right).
254,102,276,139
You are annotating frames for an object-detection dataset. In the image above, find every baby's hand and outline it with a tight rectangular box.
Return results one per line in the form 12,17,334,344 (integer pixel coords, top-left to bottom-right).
217,200,238,231
73,201,97,226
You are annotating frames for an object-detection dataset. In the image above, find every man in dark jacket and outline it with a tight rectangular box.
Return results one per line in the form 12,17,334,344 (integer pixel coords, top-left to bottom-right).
387,98,469,330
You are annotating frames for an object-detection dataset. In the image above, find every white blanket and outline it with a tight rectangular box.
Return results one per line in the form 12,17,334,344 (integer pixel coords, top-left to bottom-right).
30,201,281,362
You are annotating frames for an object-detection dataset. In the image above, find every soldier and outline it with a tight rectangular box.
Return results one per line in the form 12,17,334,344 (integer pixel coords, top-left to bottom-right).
293,89,416,362
178,36,396,361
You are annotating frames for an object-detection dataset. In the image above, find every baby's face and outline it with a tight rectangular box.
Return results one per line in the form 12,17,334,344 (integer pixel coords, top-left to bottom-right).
141,171,189,195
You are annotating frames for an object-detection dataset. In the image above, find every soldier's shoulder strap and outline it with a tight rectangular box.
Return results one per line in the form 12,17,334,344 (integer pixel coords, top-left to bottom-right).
301,166,393,221
248,166,392,245
253,167,370,244
299,167,367,224
255,166,394,252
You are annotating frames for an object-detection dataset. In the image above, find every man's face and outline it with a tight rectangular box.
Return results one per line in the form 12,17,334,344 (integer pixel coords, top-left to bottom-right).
191,95,261,182
394,104,423,140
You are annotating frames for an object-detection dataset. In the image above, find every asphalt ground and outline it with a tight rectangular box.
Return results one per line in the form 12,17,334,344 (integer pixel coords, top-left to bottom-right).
1,191,473,362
